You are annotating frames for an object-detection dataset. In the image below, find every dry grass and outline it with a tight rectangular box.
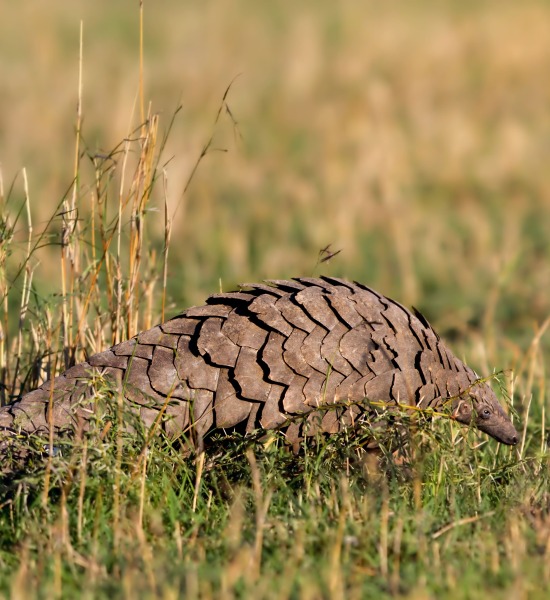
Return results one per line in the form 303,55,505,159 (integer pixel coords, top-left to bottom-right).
0,1,550,597
1,1,550,311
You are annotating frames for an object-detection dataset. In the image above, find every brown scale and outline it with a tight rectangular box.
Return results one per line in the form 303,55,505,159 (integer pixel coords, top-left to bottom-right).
333,370,364,403
160,316,201,336
294,287,339,330
196,318,240,368
275,296,316,333
320,321,354,377
301,326,332,375
0,277,519,451
339,324,378,376
149,346,187,399
136,326,180,349
325,292,364,329
114,339,155,360
234,346,271,402
248,294,294,337
213,368,251,429
175,336,219,392
221,311,268,350
259,384,286,430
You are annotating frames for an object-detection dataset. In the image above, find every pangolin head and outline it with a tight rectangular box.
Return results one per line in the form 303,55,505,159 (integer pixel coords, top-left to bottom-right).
452,382,518,446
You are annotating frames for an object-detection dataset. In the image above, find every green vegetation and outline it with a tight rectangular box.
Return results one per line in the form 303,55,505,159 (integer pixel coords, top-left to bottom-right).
0,1,549,597
0,419,540,599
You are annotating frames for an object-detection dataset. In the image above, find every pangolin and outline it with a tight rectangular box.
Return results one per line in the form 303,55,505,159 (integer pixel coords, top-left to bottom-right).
0,277,518,454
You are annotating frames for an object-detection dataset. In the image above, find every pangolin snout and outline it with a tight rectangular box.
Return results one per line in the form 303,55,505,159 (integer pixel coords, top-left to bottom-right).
476,417,519,446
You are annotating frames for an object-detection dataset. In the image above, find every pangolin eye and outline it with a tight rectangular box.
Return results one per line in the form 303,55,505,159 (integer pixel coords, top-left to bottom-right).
480,408,491,419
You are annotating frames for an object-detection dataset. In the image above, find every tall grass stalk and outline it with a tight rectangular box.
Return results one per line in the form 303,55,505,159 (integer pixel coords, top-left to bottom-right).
0,3,548,598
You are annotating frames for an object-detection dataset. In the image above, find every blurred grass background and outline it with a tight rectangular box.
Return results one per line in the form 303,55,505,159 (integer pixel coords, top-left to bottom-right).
1,2,550,597
2,0,550,347
0,0,548,400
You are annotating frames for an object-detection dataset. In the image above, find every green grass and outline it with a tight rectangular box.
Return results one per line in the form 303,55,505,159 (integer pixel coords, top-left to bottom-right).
0,418,541,599
1,0,550,597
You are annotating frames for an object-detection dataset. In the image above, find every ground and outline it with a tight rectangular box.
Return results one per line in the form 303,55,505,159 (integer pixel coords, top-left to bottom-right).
0,1,549,597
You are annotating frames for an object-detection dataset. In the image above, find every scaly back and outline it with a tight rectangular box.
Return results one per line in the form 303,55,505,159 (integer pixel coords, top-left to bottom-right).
0,277,518,448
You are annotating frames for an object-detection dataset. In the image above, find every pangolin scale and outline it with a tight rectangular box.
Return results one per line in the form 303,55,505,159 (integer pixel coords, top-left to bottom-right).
0,277,518,451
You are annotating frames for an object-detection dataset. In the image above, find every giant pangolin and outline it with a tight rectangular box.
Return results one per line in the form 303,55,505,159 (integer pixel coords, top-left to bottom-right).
0,277,518,453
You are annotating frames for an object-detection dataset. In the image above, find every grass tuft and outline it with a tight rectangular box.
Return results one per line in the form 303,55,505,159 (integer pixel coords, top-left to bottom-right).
0,1,549,597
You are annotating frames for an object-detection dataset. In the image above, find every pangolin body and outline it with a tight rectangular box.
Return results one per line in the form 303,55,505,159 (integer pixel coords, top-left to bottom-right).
0,277,519,449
